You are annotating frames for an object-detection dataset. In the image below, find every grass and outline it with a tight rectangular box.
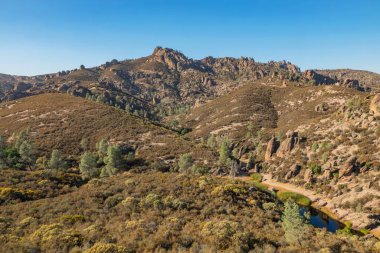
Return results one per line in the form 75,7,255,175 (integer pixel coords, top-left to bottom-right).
276,191,311,206
250,172,263,182
250,181,269,192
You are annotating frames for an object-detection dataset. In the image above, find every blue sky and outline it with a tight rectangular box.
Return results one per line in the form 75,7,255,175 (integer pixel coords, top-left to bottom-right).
1,0,379,76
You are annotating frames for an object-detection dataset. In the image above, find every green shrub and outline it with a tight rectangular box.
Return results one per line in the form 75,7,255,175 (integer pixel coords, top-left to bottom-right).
104,194,123,209
309,163,322,175
277,192,311,206
85,243,127,253
250,173,262,182
60,214,86,225
337,222,352,236
178,153,193,173
250,181,268,192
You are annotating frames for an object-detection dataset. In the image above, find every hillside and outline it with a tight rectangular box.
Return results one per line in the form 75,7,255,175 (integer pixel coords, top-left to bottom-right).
1,47,377,123
0,48,379,252
316,69,380,91
1,171,377,253
0,93,216,164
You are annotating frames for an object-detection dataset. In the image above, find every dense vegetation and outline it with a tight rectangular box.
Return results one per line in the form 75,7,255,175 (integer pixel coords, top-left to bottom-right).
1,172,377,253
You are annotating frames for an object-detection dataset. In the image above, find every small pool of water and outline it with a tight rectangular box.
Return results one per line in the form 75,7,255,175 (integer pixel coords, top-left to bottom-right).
300,206,344,233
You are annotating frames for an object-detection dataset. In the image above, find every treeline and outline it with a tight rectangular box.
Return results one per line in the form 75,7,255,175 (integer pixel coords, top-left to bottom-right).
0,130,135,181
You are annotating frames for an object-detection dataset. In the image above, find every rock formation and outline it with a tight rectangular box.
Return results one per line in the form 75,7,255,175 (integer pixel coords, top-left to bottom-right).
264,136,278,161
285,164,301,180
276,131,299,158
339,156,357,178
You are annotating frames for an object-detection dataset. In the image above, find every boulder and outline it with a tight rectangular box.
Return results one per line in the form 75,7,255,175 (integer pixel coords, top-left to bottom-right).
276,131,299,158
322,168,332,180
315,102,329,112
285,164,301,180
338,156,357,178
304,169,313,183
264,136,278,161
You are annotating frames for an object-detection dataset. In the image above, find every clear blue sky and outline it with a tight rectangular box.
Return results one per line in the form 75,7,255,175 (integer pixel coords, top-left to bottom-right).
1,0,379,76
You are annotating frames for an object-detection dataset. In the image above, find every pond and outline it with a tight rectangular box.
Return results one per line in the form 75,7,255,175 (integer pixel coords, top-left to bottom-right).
300,206,344,233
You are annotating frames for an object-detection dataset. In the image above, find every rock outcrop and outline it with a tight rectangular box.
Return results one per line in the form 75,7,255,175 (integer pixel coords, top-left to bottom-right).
339,156,357,178
264,136,278,161
315,102,329,112
149,47,196,71
370,93,380,115
304,169,313,183
285,164,301,180
276,131,299,158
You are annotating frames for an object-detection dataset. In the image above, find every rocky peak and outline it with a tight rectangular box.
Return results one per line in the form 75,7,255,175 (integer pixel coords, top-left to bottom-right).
150,47,194,71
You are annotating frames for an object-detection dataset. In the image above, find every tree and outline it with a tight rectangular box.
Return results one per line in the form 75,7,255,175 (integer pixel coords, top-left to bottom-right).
80,64,85,70
48,149,65,169
218,138,231,166
96,139,108,160
178,153,193,173
101,145,122,177
18,140,34,170
80,138,89,151
14,129,30,151
281,200,308,244
207,135,217,148
79,152,99,180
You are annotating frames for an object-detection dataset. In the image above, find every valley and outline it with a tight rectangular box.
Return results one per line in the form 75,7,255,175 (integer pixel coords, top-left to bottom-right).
0,47,379,252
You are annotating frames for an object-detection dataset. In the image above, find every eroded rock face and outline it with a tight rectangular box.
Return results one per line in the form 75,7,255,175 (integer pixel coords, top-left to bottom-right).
285,164,301,180
13,82,32,93
304,169,313,183
303,70,336,85
370,93,380,115
276,131,299,158
264,136,278,161
339,156,357,178
149,47,195,71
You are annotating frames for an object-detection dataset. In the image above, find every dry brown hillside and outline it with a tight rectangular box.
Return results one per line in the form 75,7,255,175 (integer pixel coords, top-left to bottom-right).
0,93,216,163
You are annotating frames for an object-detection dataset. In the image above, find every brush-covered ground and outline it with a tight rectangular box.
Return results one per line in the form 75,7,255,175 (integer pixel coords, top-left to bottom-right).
0,171,378,253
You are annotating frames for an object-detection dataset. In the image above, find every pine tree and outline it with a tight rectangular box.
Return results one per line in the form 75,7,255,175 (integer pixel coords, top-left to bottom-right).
96,139,108,160
19,140,34,169
48,149,65,169
218,138,231,166
79,152,98,179
281,200,307,244
178,153,193,173
14,129,30,151
101,145,122,177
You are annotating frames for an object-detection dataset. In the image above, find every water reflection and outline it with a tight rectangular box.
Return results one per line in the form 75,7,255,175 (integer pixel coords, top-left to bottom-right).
300,206,344,233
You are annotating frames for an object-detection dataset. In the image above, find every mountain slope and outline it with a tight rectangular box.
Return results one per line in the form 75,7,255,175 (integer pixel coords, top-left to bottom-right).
0,93,216,163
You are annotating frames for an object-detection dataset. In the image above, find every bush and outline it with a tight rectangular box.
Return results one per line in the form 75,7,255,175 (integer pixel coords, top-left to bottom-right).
309,163,322,175
250,181,268,192
85,243,128,253
250,173,262,182
277,192,311,206
201,220,249,250
60,214,86,225
178,154,193,173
